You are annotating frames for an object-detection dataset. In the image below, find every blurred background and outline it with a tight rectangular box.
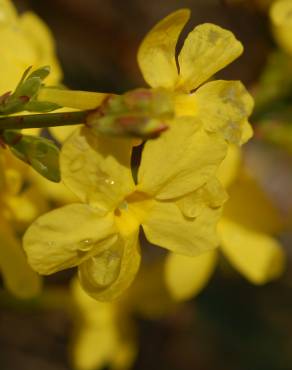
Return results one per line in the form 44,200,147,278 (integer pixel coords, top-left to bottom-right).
1,0,292,369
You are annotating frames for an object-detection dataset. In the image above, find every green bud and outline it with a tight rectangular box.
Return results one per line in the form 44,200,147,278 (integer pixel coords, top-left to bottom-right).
3,130,61,182
87,88,173,138
0,65,60,115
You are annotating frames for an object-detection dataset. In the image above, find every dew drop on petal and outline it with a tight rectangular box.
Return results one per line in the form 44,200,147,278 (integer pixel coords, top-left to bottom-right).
104,178,115,185
78,238,93,252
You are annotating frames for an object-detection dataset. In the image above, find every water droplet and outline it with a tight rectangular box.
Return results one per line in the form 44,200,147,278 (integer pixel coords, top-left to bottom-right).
105,178,115,185
78,238,93,251
88,249,121,286
69,156,85,172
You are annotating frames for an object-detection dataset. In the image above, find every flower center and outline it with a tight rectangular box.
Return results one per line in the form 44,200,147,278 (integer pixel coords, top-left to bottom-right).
114,191,153,236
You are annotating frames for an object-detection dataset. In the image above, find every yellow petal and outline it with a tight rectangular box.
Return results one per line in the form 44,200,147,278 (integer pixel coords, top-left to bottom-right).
79,231,141,301
0,4,62,93
240,120,253,144
165,250,217,301
128,261,176,319
23,203,117,275
0,26,37,93
71,279,118,370
223,170,284,234
19,11,63,84
138,117,227,199
71,280,136,370
61,128,135,211
0,219,41,298
50,125,80,143
29,168,78,205
270,0,292,56
0,0,18,27
219,218,285,284
177,24,243,91
142,198,221,256
137,9,190,88
73,320,117,370
217,144,241,188
176,177,228,218
195,80,254,143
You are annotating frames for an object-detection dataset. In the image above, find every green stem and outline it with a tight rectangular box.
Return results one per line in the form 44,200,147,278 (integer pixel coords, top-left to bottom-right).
0,110,90,130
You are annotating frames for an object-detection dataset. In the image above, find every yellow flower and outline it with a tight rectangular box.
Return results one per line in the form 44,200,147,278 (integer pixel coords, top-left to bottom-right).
0,150,42,298
0,0,62,94
270,0,292,55
71,279,136,370
39,9,253,144
23,9,253,301
165,145,285,301
137,9,253,144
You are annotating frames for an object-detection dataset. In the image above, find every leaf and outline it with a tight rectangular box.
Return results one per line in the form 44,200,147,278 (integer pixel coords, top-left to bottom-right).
0,65,60,115
3,130,61,182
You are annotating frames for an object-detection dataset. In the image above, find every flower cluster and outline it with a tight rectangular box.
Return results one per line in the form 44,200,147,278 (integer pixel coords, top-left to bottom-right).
23,9,254,301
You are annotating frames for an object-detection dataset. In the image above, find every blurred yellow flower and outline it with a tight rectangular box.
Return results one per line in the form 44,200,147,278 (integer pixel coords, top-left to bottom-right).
0,0,62,94
71,279,136,370
0,149,42,298
165,145,285,301
23,9,253,301
270,0,292,55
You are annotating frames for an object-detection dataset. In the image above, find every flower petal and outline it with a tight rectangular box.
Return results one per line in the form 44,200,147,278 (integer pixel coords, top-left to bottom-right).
79,231,141,301
0,0,18,26
137,9,190,88
176,177,228,218
61,127,135,211
20,11,63,84
142,199,221,256
71,279,136,370
270,0,292,56
138,117,227,199
219,218,285,284
223,170,284,234
165,250,217,301
177,24,243,91
23,203,117,275
217,144,241,188
195,80,254,143
240,119,253,144
0,219,41,298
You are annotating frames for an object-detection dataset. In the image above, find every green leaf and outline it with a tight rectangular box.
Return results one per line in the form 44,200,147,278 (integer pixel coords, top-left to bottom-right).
14,77,42,99
0,65,61,116
27,65,51,81
3,130,61,182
